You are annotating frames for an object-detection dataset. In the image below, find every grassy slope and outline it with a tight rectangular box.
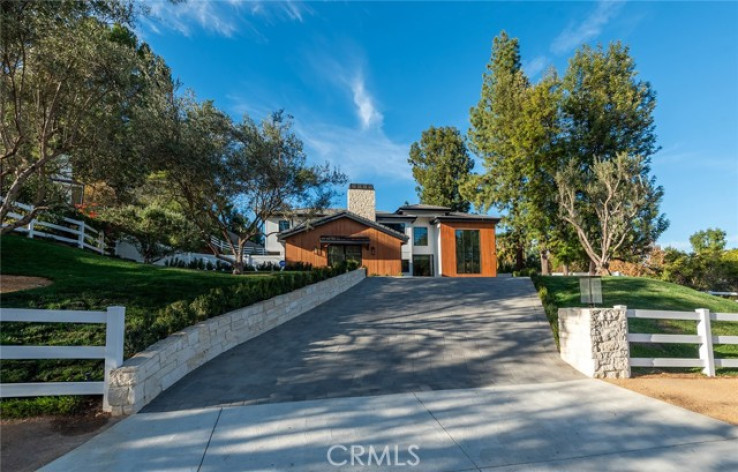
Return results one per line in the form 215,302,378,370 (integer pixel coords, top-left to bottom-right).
0,235,275,416
535,276,738,374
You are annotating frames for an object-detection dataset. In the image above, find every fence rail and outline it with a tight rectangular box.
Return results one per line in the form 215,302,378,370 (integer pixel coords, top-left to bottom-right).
3,200,106,254
624,306,738,376
0,306,125,411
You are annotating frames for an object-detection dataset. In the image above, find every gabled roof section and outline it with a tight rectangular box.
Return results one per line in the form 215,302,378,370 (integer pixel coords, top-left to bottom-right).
278,211,409,242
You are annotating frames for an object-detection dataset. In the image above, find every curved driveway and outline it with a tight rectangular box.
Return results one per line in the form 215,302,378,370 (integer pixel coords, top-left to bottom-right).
145,277,581,412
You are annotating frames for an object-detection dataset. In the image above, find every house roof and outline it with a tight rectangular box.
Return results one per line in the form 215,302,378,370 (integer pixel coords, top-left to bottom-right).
396,203,452,212
430,212,501,224
272,208,345,218
278,211,409,242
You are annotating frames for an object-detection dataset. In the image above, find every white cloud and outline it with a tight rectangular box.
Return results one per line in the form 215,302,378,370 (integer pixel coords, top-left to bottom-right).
351,76,383,130
523,55,549,78
296,121,412,182
551,0,626,55
140,0,310,37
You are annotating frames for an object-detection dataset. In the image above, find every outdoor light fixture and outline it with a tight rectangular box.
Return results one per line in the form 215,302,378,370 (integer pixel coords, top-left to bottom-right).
370,246,376,255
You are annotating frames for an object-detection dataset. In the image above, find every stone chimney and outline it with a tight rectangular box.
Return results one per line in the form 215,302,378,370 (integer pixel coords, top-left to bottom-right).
347,183,375,221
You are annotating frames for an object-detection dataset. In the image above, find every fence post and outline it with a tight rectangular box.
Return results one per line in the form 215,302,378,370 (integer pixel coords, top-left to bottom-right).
78,221,86,249
27,220,35,239
103,306,126,412
696,308,716,377
97,231,105,254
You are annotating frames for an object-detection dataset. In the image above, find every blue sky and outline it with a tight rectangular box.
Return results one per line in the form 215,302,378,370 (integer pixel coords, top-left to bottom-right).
137,1,738,250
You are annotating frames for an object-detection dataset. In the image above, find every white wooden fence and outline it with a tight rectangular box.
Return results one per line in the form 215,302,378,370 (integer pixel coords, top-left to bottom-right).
4,200,106,254
624,306,738,376
0,307,125,411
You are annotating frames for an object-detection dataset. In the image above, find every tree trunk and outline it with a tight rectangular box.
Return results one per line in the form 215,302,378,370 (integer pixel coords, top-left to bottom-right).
515,242,524,271
588,259,596,276
540,250,550,276
562,263,569,276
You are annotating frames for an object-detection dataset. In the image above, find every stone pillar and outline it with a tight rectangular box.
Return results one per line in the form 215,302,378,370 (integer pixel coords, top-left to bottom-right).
558,306,630,378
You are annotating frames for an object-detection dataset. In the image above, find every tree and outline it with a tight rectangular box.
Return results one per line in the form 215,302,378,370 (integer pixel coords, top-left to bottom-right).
466,31,530,270
103,202,200,264
408,126,474,212
689,228,726,256
561,42,659,165
466,32,569,274
0,1,167,233
556,152,666,274
166,103,346,274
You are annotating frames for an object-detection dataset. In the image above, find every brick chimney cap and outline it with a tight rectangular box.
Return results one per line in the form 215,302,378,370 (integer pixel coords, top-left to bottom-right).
348,183,374,190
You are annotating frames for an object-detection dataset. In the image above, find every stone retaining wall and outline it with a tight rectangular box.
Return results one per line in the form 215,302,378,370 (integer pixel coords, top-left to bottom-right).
107,269,366,415
558,307,630,378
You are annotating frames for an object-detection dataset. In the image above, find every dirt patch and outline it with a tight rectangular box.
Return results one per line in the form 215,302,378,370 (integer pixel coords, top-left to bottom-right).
0,275,53,293
605,374,738,425
0,411,119,471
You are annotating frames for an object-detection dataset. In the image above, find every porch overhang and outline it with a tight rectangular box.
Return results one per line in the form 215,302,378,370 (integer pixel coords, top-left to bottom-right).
319,236,371,246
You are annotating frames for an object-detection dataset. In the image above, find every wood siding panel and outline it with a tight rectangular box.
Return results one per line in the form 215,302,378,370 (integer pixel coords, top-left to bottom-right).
439,222,497,277
284,217,403,276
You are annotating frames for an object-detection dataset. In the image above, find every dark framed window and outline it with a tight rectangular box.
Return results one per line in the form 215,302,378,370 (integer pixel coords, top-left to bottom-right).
278,220,290,232
401,259,410,273
413,227,428,246
385,223,405,234
327,245,363,266
413,255,433,277
455,230,481,274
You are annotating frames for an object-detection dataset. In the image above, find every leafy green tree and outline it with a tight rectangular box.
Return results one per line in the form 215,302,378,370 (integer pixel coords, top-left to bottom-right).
408,126,474,212
0,1,168,232
556,152,666,274
689,228,727,256
165,103,346,274
561,42,658,165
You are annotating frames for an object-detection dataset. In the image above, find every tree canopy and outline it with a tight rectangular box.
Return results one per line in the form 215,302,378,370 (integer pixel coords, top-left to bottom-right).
408,126,474,212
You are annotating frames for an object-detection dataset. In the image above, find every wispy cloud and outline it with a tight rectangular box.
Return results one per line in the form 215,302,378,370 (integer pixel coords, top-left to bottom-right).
296,121,412,182
523,55,549,78
351,75,383,130
227,69,411,183
551,0,626,55
140,0,310,38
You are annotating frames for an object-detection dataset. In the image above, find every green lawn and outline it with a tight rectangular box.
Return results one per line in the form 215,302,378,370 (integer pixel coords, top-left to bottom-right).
533,275,738,375
0,235,283,416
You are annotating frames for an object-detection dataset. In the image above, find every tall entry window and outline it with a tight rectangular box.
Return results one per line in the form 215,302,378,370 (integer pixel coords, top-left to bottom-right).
455,230,481,274
413,255,433,277
327,245,363,266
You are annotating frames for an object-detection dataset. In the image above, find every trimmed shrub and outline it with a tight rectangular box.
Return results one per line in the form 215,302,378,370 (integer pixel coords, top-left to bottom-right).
123,266,362,357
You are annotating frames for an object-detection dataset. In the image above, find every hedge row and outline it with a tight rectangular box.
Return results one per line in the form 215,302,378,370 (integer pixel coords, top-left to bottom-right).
124,262,360,357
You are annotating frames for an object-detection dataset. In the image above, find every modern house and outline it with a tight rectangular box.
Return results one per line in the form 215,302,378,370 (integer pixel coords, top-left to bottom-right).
268,184,499,277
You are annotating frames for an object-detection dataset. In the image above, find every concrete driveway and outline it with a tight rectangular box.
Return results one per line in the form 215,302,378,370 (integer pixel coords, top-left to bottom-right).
40,277,738,471
43,380,738,471
144,277,581,412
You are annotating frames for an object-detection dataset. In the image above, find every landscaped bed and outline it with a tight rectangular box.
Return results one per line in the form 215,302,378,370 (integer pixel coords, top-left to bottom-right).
0,235,351,417
533,275,738,375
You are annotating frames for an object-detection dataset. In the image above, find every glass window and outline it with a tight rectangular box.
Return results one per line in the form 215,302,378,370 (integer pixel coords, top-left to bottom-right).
413,227,428,246
278,220,290,232
401,259,410,273
413,255,433,276
455,230,481,274
327,245,363,267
